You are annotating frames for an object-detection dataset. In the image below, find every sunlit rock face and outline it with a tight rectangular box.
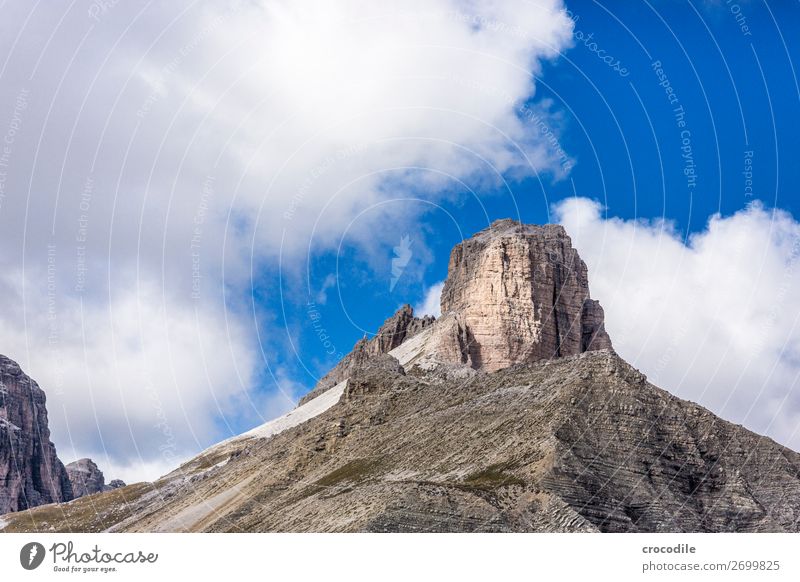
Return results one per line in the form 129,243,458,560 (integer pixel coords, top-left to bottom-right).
438,219,612,371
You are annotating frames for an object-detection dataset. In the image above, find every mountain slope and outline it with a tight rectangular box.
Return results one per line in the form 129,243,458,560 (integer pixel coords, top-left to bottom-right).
3,350,800,533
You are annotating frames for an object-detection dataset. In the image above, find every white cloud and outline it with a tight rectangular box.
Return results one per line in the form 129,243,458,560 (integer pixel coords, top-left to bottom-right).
554,197,800,451
0,1,574,481
315,274,338,305
416,281,445,317
0,271,259,481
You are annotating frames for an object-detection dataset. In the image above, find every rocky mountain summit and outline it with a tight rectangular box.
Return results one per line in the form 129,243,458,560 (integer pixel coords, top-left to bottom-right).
0,355,126,512
439,220,612,369
299,304,434,405
304,220,612,401
0,355,72,514
2,219,800,533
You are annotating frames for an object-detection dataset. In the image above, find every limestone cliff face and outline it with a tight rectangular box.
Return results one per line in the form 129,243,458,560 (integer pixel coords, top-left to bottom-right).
0,355,72,513
438,219,612,371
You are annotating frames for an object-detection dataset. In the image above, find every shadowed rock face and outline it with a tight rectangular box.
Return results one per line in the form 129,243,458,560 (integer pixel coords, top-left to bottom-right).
0,355,72,513
66,458,106,498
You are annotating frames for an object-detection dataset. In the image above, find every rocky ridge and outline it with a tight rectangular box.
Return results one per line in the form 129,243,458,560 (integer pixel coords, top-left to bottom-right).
299,304,434,405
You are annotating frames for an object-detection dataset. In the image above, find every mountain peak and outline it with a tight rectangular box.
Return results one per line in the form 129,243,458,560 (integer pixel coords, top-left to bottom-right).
304,221,612,403
65,458,126,498
300,218,612,404
0,354,73,513
437,219,611,371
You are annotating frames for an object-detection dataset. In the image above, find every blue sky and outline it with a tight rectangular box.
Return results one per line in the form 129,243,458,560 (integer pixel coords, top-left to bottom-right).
1,0,798,482
272,0,800,410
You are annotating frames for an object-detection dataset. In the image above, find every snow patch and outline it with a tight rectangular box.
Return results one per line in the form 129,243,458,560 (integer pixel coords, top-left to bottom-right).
0,418,21,431
0,517,8,530
388,326,435,367
208,380,348,452
240,379,347,440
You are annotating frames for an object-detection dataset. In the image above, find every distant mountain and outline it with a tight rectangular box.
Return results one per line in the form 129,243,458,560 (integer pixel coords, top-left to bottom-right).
65,458,126,498
2,220,799,532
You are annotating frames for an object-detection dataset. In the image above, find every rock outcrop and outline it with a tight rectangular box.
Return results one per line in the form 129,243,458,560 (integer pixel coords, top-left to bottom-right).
438,219,612,371
299,304,434,405
107,479,126,490
65,458,106,498
0,355,72,514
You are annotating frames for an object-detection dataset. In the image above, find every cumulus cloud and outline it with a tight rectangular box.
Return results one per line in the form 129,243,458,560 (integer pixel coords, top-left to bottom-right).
415,281,445,317
0,1,574,480
134,0,576,255
554,198,800,451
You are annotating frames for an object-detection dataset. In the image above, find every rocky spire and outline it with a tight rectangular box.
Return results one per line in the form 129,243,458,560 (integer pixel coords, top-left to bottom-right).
0,355,73,513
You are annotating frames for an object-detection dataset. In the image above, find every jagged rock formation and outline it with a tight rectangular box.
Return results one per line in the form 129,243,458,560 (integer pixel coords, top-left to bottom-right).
2,219,799,533
107,479,126,490
0,355,72,514
66,458,106,498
